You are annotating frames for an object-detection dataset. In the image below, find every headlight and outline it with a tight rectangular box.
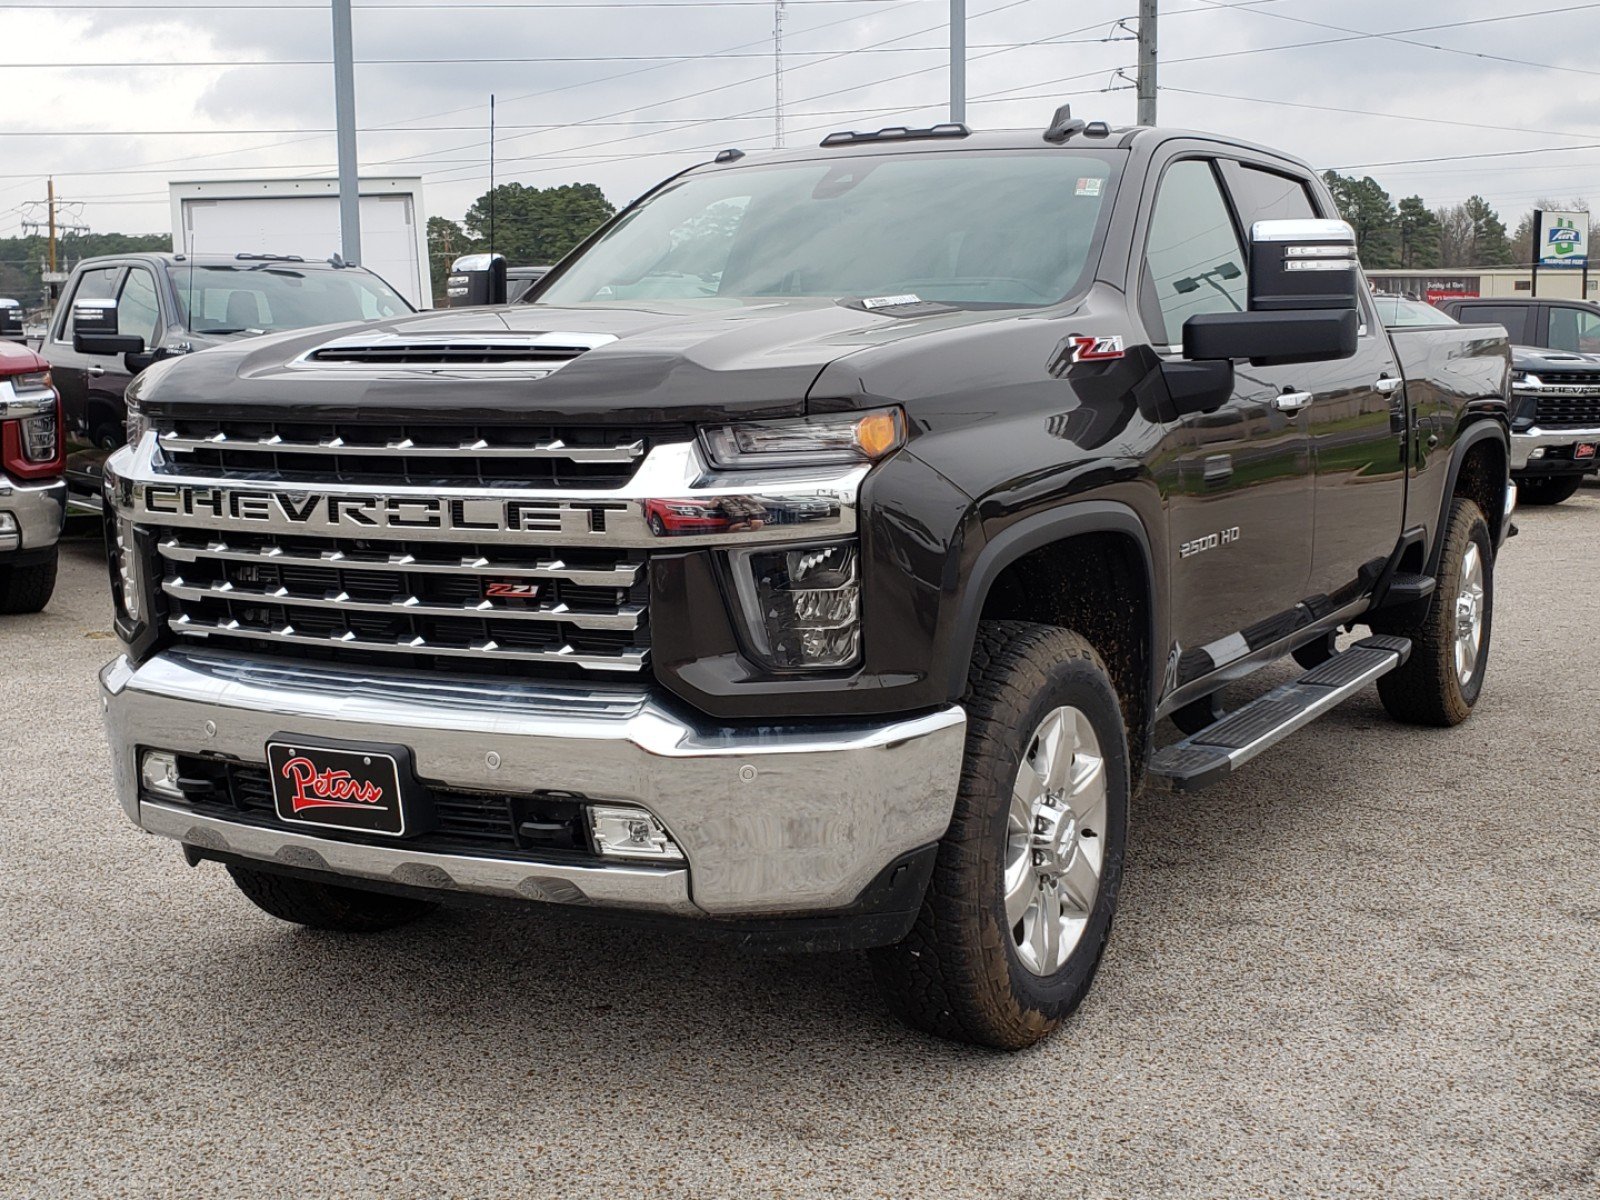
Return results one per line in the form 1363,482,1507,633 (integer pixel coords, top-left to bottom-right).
13,370,51,394
125,397,150,446
19,410,58,463
1510,371,1541,391
700,408,904,470
728,542,860,669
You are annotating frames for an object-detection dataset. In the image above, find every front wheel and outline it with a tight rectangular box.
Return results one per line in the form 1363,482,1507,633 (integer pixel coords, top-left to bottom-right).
1515,475,1583,506
227,864,438,932
1376,498,1493,726
0,548,59,614
870,620,1130,1050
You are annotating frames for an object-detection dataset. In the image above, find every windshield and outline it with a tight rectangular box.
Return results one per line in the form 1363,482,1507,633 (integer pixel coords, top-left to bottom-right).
167,264,412,334
537,150,1120,309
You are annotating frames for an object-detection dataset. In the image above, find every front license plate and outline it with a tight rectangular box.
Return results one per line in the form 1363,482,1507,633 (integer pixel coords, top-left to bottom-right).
267,741,407,837
1575,443,1596,460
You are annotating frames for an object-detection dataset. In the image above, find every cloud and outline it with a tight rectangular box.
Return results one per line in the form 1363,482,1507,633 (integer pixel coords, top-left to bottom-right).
3,0,1597,239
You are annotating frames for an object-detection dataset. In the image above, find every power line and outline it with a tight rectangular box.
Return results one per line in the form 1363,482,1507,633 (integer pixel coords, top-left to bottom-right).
1330,142,1600,172
0,36,1125,72
1161,86,1600,142
1163,3,1600,79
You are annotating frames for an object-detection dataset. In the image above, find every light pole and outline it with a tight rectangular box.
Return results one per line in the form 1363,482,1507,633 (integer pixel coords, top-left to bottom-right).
331,0,362,264
950,0,966,124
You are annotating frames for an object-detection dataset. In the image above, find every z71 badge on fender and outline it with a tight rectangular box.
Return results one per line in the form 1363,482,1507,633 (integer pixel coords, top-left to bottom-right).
1069,335,1125,363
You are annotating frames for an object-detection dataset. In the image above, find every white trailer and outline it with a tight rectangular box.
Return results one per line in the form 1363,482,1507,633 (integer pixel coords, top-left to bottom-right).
169,177,431,309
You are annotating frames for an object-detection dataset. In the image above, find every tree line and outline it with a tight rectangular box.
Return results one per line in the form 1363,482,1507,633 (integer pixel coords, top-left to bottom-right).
0,232,169,309
1321,170,1588,270
426,181,616,302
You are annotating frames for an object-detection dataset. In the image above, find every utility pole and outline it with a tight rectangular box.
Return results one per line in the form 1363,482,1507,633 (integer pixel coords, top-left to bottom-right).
489,93,497,254
47,177,57,273
950,0,966,124
331,0,362,264
1137,0,1158,126
773,0,787,148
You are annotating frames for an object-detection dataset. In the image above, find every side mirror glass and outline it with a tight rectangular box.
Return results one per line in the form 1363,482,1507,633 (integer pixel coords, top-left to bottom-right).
1248,218,1360,313
444,252,508,307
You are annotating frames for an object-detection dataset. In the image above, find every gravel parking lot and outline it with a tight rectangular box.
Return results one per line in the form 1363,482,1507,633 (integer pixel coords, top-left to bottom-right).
2,489,1597,1200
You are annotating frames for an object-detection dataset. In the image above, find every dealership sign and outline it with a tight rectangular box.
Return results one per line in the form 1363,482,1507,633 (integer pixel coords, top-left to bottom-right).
1539,210,1589,268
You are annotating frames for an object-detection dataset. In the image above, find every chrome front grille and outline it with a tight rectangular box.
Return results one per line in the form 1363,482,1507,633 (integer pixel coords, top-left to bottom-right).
1533,392,1600,428
155,419,689,489
154,528,650,674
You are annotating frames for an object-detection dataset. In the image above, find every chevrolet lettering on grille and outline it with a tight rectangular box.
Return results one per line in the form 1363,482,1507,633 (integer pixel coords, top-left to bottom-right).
136,485,618,540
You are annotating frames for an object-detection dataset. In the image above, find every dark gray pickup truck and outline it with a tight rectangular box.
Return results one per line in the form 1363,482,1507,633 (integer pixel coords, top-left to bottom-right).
1435,296,1600,504
100,111,1512,1048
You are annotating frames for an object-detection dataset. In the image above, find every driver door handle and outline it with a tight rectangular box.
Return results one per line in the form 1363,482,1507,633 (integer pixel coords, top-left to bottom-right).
86,364,106,377
1374,376,1403,395
1274,390,1313,412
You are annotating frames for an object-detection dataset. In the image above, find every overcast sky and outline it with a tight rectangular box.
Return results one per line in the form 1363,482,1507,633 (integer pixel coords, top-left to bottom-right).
1,0,1596,240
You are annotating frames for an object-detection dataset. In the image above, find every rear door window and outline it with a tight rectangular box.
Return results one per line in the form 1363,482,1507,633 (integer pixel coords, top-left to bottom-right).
1546,304,1600,353
1453,305,1532,344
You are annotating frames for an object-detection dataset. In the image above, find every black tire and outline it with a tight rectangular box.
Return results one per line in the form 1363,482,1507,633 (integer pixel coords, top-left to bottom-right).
226,864,438,932
1516,475,1582,506
1291,631,1338,671
1376,498,1492,727
0,548,58,615
870,620,1130,1050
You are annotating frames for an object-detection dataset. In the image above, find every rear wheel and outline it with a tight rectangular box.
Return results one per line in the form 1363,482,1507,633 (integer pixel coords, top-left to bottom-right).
227,864,438,932
1376,498,1492,727
0,548,59,614
870,621,1129,1050
1516,475,1582,506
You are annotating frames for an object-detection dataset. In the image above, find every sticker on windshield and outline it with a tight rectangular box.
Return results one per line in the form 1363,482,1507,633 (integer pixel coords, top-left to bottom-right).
1075,177,1104,197
860,294,923,310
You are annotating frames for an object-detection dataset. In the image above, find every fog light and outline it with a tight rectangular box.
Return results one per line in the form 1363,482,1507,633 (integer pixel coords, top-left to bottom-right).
1530,448,1546,459
0,513,18,554
729,542,860,669
588,804,684,861
140,751,185,802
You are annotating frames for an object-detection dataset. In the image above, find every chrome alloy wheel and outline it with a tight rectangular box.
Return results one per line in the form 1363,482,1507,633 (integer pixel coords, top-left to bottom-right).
1004,706,1108,976
1454,542,1486,687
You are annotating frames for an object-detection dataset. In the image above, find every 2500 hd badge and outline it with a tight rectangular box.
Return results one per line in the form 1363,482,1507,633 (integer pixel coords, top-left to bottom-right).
1179,526,1242,558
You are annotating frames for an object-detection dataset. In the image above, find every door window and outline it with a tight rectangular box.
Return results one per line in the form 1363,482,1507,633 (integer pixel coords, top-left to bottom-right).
117,268,162,346
1546,305,1600,353
1143,160,1247,344
1226,164,1318,227
1453,305,1531,344
56,266,121,341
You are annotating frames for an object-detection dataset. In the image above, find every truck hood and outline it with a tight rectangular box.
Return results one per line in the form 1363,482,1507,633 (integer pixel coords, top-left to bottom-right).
1510,345,1600,373
137,298,1011,425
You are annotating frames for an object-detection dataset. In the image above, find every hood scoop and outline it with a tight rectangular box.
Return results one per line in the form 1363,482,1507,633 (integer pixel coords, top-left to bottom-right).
297,331,619,370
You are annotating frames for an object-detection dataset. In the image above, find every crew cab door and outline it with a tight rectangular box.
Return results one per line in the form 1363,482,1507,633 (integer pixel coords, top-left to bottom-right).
1139,156,1314,675
1218,161,1408,606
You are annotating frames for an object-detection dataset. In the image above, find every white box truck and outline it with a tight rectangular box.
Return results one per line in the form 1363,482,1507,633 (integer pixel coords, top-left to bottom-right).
169,177,431,309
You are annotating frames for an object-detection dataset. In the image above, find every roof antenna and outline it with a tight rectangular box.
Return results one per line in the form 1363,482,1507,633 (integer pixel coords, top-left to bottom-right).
1043,104,1087,144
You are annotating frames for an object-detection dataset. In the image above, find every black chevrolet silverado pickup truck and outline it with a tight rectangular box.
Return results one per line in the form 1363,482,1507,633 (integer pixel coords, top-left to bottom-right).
100,112,1513,1049
1434,296,1600,505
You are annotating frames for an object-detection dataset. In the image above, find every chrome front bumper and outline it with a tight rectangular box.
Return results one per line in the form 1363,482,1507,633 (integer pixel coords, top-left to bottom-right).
101,650,966,918
0,472,66,555
1509,426,1600,471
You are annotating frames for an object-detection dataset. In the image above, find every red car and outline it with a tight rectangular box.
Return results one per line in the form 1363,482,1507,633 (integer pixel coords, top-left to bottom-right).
0,341,66,612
